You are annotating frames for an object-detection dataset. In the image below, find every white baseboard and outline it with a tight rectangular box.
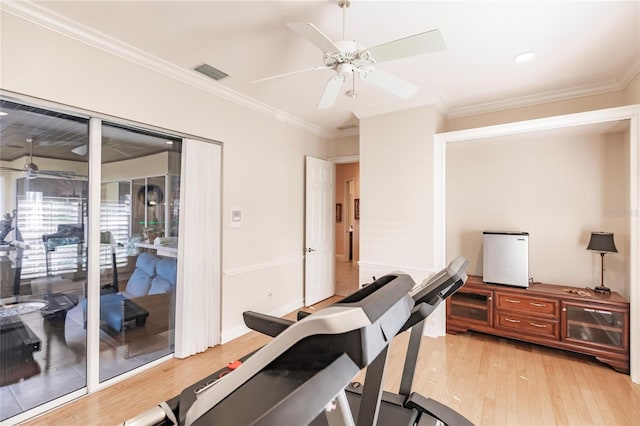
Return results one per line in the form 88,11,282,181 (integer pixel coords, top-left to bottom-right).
221,299,304,344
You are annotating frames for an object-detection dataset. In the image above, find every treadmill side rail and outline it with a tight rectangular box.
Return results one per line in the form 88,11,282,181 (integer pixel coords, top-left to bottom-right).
406,393,474,426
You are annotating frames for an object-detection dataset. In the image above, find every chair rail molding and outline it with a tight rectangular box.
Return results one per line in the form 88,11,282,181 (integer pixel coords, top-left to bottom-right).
223,255,303,277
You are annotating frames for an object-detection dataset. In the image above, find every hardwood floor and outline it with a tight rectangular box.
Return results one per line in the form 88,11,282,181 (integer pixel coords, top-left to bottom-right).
335,259,359,296
22,273,640,425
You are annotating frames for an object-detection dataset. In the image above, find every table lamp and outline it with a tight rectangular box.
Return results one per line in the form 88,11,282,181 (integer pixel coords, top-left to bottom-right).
586,232,617,294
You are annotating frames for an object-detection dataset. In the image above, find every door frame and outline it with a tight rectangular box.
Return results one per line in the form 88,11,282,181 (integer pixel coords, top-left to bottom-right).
433,104,640,383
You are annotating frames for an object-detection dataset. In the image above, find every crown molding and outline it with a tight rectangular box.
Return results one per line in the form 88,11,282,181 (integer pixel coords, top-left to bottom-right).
3,1,636,137
332,126,360,138
619,57,640,89
447,79,624,119
1,1,336,139
352,92,449,120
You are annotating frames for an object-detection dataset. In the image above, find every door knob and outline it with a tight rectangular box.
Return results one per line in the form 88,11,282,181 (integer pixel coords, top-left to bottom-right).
306,248,316,253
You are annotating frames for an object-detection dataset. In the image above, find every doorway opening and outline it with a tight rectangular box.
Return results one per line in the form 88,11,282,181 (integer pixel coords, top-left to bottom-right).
335,162,359,296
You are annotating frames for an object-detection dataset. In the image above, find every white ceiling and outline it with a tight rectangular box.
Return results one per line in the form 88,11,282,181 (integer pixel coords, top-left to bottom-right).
15,1,640,136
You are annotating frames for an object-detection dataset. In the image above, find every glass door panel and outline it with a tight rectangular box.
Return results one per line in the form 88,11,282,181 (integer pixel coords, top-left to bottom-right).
447,289,493,326
0,99,89,422
564,303,626,349
98,123,181,382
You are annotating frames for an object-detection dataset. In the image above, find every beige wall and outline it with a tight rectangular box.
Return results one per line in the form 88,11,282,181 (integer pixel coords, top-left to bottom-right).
0,11,329,339
359,106,445,284
102,152,169,181
446,128,629,294
327,134,359,159
335,162,360,261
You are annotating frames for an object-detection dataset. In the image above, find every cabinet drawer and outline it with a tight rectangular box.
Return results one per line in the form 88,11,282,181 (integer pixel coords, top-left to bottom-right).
496,313,558,339
496,293,558,317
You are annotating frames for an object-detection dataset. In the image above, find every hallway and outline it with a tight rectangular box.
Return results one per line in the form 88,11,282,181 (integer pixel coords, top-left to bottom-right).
335,260,359,296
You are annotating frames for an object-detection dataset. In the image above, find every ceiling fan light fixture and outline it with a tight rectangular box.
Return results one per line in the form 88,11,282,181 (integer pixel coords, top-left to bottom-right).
23,163,38,173
514,50,536,63
345,90,358,99
71,145,88,156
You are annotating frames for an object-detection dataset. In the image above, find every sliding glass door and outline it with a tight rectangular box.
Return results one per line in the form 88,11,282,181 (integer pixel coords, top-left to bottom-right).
98,123,181,382
0,100,89,421
0,99,183,422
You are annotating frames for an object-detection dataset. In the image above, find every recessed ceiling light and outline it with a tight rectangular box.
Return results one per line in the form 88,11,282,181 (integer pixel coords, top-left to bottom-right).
0,111,7,116
514,51,536,63
166,140,174,145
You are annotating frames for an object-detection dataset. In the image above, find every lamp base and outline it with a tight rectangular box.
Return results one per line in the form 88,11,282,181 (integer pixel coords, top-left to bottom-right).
593,285,611,294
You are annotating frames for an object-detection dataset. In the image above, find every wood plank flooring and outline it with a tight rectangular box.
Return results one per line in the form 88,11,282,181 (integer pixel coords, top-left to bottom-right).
21,263,640,425
24,319,640,425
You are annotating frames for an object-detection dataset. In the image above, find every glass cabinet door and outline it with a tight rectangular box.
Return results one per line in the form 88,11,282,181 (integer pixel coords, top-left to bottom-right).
447,288,493,327
562,302,628,350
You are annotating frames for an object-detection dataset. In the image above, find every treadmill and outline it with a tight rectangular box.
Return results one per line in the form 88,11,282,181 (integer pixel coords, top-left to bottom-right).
245,256,474,426
333,256,474,426
123,271,416,425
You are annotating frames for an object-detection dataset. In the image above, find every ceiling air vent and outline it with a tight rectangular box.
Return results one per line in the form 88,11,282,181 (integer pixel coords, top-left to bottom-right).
337,124,358,131
194,63,229,81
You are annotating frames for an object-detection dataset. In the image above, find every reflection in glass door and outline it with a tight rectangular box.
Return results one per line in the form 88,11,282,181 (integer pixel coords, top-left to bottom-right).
98,123,181,382
0,100,184,422
0,100,89,422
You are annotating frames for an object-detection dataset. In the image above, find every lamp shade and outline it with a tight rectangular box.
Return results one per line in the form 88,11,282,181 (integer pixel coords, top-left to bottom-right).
586,232,618,253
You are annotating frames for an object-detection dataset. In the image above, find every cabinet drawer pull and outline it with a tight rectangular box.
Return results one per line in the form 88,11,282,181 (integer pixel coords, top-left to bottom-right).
530,302,547,307
504,298,520,303
504,318,520,323
530,322,547,328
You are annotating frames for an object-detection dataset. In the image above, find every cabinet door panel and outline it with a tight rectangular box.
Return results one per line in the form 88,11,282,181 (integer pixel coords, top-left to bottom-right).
562,302,628,350
447,288,493,327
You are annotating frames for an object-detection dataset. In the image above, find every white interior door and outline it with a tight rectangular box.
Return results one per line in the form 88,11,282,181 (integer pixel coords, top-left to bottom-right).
305,156,335,306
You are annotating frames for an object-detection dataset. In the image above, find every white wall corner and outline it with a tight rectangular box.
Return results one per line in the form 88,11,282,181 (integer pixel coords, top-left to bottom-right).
220,299,304,344
423,305,446,337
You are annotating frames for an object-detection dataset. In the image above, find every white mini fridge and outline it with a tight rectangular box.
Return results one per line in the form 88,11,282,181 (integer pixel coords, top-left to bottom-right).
483,231,529,288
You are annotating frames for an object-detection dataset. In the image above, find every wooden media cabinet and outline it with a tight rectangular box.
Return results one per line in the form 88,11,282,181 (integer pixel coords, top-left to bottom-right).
446,275,630,373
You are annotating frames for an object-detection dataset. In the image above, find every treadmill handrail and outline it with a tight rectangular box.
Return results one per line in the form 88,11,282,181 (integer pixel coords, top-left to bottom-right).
184,278,414,425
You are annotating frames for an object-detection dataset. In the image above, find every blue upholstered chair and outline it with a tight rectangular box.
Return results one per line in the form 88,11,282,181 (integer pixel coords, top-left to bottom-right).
98,252,176,339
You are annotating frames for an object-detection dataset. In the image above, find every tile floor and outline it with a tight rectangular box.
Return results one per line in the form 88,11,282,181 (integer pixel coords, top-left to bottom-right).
0,292,171,422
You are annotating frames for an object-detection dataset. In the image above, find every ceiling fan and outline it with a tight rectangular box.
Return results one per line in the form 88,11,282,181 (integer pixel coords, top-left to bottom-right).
0,138,84,179
253,0,446,109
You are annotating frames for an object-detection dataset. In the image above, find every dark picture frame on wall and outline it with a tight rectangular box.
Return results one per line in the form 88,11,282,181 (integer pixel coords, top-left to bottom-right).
336,203,342,222
354,198,360,220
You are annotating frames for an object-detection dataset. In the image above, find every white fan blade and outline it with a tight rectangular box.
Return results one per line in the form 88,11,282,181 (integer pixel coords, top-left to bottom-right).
252,66,332,83
286,22,340,53
38,140,82,147
359,66,419,99
318,74,345,109
367,29,445,63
